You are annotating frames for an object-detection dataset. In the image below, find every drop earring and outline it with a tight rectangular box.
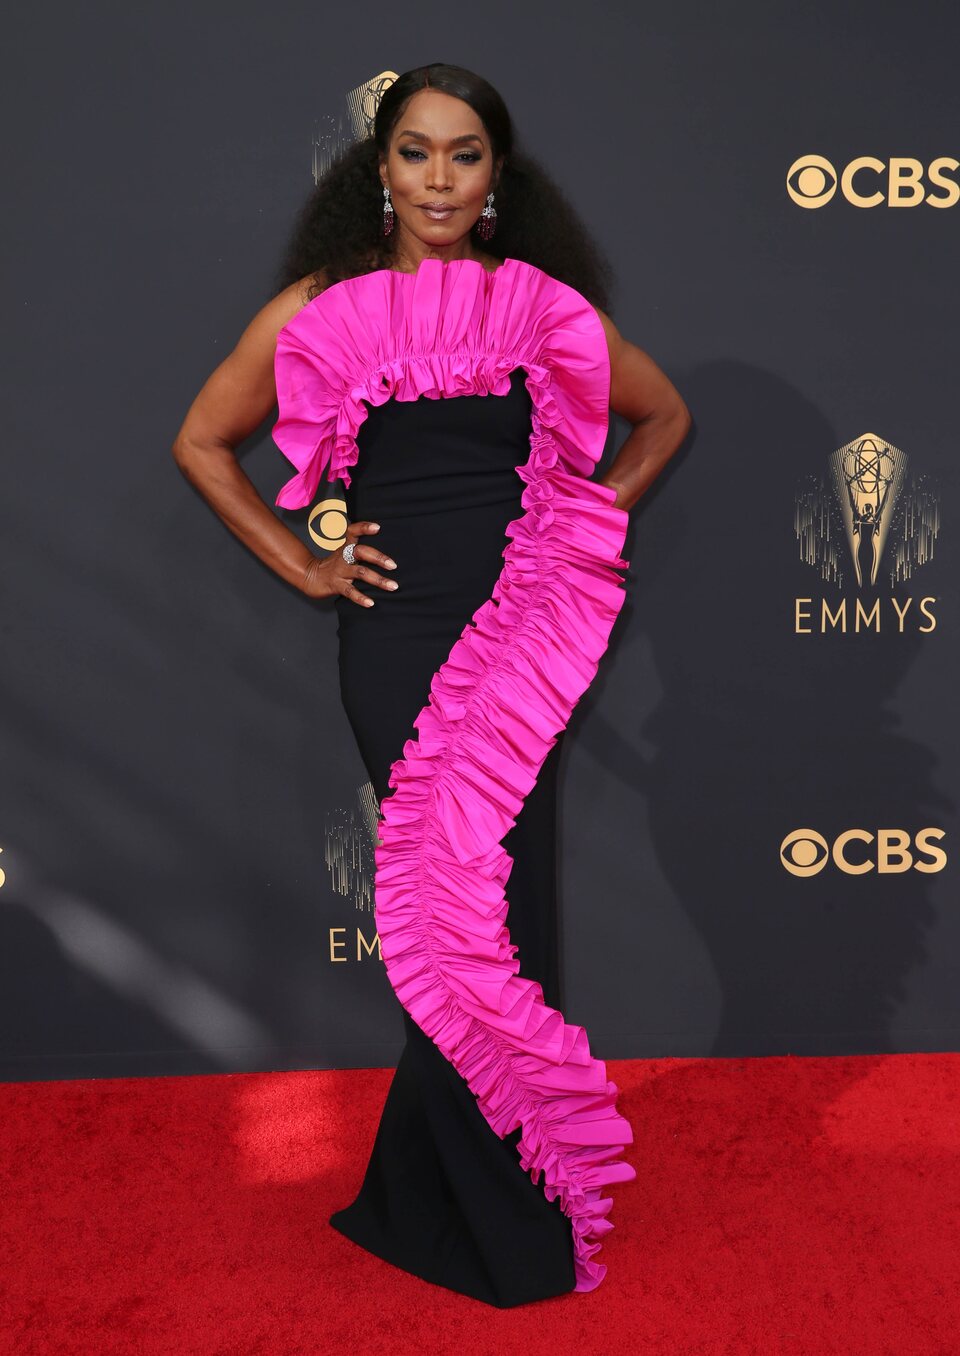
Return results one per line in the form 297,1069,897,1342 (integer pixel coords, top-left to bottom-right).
475,192,497,240
382,184,395,236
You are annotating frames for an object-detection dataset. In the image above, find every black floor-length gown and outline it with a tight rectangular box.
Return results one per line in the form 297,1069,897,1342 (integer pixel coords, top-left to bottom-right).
271,255,637,1306
329,368,578,1306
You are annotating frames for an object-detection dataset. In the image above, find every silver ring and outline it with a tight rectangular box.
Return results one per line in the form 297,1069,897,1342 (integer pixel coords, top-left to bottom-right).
342,542,356,565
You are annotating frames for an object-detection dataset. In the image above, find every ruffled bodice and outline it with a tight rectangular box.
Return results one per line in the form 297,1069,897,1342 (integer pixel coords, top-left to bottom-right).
272,256,614,507
272,256,636,1295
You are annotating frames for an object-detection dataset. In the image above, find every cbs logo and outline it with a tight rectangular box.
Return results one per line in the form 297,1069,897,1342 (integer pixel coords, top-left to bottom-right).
786,155,959,209
780,827,947,876
307,497,348,550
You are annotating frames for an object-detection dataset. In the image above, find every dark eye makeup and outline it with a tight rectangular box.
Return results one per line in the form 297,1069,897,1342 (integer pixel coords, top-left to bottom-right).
398,148,483,163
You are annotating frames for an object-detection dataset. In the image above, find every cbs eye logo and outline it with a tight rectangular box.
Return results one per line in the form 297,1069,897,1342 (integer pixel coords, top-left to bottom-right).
780,828,947,876
308,497,349,551
786,155,959,209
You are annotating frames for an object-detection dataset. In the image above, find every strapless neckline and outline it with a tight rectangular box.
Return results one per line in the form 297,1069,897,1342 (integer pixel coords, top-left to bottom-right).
384,256,514,279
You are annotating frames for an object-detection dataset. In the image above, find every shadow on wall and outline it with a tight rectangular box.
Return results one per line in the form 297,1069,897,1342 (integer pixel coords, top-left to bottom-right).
571,358,951,1057
0,849,275,1080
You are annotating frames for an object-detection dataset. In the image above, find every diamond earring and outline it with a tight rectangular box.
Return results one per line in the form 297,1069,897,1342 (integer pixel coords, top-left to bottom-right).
475,192,497,240
382,185,395,236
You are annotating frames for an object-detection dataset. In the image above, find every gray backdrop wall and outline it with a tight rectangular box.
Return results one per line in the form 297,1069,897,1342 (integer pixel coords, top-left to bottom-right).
2,1,958,1080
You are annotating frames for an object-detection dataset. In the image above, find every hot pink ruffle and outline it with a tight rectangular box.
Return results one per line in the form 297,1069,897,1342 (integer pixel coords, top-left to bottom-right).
273,257,636,1293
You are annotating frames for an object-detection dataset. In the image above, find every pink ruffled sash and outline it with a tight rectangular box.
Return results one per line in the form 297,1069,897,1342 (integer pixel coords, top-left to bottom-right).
273,257,636,1292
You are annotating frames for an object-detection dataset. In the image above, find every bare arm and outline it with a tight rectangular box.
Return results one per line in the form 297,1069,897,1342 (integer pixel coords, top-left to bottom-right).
170,275,397,607
593,309,692,512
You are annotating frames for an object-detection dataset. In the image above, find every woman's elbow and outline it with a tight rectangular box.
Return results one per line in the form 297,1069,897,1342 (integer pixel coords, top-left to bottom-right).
668,390,693,438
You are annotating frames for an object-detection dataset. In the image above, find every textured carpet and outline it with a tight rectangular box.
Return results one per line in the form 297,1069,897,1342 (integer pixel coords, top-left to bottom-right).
1,1052,958,1355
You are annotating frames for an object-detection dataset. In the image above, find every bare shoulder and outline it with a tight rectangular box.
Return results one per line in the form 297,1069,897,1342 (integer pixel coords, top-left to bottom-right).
259,269,331,341
589,304,690,426
225,269,330,374
217,267,330,406
591,305,625,364
171,270,330,452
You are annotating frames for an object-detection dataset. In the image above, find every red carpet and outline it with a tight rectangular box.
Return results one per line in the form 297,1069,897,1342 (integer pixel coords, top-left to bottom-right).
1,1052,958,1355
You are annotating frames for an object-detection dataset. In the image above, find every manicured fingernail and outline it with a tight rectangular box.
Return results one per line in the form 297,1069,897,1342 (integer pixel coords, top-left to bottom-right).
386,581,399,590
384,559,396,569
365,598,375,606
369,523,380,531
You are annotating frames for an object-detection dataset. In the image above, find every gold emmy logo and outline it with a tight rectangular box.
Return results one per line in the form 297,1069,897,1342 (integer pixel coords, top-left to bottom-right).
348,71,399,140
794,433,940,633
322,782,387,962
787,155,960,208
312,71,399,181
780,827,947,876
325,779,380,881
328,925,382,963
833,435,908,589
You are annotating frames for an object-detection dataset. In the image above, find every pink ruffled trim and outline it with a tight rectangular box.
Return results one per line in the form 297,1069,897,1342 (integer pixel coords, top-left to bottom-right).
274,258,636,1292
272,258,608,506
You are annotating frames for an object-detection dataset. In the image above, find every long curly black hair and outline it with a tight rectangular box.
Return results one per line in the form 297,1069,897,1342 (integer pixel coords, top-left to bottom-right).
272,63,615,311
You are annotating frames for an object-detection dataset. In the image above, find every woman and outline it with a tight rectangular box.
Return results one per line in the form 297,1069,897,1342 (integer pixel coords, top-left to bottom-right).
172,63,691,1307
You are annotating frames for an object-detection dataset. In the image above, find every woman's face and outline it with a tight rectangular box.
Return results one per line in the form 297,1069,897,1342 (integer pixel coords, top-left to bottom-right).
380,89,500,253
